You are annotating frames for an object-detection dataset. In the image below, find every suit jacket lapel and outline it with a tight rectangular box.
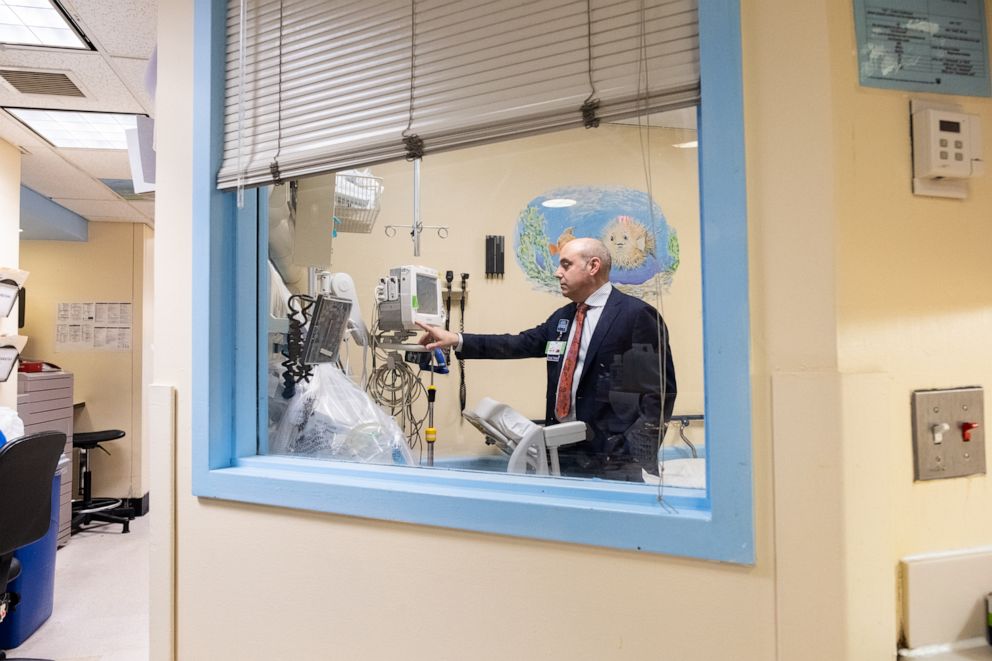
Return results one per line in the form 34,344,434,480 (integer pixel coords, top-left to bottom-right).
549,303,576,381
578,289,622,388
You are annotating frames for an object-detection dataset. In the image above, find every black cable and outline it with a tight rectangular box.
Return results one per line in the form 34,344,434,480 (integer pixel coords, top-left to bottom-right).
270,0,284,183
444,270,454,367
458,272,468,411
401,0,424,161
281,294,314,399
444,270,453,330
581,0,600,129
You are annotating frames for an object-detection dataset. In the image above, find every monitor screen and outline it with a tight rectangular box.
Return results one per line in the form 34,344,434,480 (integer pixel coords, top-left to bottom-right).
416,273,438,315
376,265,445,332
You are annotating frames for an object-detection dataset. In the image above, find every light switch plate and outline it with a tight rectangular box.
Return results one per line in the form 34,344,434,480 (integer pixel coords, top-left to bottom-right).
912,387,985,481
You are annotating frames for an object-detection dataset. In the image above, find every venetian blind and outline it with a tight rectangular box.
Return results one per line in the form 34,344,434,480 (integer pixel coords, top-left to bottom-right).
217,0,699,189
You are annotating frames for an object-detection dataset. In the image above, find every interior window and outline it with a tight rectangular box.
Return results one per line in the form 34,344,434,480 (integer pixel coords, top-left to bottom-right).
261,109,706,497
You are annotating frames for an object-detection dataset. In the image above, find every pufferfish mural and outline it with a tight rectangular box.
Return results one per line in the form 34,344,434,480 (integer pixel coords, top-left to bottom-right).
515,186,679,297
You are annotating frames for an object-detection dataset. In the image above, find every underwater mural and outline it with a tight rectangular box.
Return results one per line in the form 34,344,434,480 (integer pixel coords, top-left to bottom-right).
515,186,680,297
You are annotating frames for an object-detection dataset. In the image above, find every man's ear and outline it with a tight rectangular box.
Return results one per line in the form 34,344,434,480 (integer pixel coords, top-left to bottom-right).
587,257,601,276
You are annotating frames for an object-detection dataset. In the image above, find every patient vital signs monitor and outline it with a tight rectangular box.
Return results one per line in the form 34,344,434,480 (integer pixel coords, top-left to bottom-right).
376,265,446,331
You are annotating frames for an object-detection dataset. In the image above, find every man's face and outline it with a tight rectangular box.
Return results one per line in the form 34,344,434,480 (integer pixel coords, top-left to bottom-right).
555,243,598,302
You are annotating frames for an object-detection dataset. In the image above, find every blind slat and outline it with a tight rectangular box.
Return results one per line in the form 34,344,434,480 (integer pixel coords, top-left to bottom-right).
218,0,699,189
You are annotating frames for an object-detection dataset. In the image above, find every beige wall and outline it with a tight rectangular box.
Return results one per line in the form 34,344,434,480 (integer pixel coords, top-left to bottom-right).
0,140,20,409
151,1,992,660
826,0,992,642
325,122,704,457
21,222,148,499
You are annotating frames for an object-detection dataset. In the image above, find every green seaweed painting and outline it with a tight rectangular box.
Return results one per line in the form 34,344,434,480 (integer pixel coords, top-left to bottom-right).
516,205,560,292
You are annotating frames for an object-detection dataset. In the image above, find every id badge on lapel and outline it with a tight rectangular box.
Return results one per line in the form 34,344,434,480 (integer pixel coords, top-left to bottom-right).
547,317,569,362
545,341,566,362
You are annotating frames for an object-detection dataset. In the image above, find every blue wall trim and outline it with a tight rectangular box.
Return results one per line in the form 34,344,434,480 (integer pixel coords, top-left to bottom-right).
19,186,88,241
191,0,754,563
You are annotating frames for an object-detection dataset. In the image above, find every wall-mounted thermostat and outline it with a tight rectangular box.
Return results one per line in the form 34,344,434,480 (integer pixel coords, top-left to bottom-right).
911,99,985,199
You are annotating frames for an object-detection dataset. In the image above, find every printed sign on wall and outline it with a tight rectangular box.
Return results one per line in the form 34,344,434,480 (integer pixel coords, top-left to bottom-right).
55,302,132,352
854,0,991,97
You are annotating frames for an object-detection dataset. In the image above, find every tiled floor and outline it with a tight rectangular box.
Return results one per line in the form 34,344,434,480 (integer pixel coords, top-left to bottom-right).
5,515,149,661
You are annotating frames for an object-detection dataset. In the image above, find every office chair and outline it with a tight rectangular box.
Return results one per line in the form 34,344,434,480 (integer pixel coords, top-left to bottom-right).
71,430,133,535
0,431,65,661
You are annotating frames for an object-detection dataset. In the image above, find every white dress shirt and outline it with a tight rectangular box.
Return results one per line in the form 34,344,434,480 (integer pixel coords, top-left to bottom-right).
556,282,612,422
454,282,613,422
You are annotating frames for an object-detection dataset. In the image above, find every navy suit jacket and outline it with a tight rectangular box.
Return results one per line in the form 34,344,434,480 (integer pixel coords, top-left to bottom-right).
459,288,676,476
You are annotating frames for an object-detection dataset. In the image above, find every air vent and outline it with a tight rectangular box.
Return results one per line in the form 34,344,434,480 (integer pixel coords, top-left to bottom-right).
0,70,84,98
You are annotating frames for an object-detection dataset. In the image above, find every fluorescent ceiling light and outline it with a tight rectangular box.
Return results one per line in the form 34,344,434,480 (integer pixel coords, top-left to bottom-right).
542,198,577,208
0,0,88,49
5,108,138,149
673,140,698,149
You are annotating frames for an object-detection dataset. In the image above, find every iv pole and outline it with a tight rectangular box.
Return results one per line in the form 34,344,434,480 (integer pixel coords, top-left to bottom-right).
384,157,448,255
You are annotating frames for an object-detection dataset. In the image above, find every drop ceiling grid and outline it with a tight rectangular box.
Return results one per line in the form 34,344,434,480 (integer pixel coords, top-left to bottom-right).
0,50,143,113
0,111,121,202
0,108,51,151
0,1,159,226
20,154,121,201
108,56,153,114
54,197,143,219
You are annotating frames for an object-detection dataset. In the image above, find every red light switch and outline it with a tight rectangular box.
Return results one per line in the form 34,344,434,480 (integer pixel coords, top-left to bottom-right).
961,422,979,442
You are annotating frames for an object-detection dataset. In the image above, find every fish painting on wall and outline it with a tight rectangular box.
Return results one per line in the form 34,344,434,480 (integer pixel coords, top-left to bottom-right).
515,186,680,298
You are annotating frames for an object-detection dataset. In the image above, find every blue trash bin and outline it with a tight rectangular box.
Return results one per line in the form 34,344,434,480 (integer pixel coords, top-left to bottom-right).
0,472,60,649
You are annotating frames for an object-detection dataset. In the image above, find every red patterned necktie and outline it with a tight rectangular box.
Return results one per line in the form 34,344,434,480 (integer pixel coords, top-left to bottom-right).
555,303,589,420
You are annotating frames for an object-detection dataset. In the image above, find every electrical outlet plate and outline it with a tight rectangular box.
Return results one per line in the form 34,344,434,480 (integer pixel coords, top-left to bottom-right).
911,387,986,481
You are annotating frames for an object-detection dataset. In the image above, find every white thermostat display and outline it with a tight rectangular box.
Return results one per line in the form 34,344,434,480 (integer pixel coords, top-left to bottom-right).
912,100,985,199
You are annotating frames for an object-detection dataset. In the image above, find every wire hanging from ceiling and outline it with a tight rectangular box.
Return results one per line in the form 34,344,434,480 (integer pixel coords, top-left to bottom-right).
401,0,424,161
633,0,677,513
269,0,284,185
236,0,247,208
580,0,600,129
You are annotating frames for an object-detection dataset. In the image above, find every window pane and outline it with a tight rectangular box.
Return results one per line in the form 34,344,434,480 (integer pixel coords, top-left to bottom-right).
262,109,705,495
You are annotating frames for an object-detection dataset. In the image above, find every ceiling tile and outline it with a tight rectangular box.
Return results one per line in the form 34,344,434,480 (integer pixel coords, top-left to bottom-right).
58,148,132,179
63,0,157,59
109,56,152,114
21,152,120,201
127,199,154,218
0,50,144,113
53,197,143,220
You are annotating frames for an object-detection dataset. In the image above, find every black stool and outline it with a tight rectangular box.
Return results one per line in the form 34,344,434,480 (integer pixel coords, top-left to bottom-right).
71,430,133,535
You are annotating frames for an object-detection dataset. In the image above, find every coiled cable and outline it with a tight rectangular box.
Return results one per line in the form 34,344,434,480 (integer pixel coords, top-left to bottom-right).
281,294,315,399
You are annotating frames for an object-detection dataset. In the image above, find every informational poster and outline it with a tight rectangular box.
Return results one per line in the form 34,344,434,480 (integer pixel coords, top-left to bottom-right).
854,0,991,97
55,302,132,352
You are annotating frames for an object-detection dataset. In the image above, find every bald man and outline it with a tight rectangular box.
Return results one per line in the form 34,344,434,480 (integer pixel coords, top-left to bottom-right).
418,238,676,481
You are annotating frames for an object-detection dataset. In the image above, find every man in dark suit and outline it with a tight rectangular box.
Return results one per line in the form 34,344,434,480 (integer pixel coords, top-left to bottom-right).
418,238,676,481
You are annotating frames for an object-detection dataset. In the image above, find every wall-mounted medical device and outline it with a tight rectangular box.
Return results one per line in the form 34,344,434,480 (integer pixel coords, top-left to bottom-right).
317,271,369,347
376,265,446,332
911,99,985,199
0,268,29,319
0,335,27,383
300,295,353,365
0,280,20,319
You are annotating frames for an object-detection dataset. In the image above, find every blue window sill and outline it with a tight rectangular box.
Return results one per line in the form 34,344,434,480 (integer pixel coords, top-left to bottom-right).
197,455,715,554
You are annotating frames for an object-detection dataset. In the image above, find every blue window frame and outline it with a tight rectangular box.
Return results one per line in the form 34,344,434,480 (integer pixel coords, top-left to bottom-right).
191,0,752,562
